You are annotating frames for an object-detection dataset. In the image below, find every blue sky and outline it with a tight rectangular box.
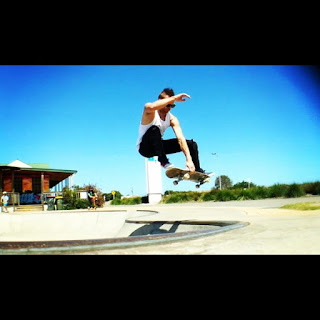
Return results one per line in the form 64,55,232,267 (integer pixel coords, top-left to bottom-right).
1,65,319,196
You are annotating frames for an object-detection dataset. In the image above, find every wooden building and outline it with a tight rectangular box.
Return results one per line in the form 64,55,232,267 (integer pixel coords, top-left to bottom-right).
0,160,77,197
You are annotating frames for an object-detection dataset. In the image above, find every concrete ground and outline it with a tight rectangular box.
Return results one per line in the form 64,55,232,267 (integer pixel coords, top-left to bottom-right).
80,196,320,255
1,196,320,254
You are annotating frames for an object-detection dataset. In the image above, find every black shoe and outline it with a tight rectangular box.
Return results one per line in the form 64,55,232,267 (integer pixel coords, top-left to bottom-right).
161,162,174,170
198,168,214,176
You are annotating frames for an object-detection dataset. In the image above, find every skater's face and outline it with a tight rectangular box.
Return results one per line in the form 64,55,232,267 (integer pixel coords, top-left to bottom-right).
161,94,175,112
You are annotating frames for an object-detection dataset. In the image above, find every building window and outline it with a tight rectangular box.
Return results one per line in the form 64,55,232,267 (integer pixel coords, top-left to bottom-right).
14,178,22,194
32,177,41,194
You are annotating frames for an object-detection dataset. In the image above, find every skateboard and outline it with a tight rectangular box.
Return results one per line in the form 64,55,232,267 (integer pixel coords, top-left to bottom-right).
166,167,214,189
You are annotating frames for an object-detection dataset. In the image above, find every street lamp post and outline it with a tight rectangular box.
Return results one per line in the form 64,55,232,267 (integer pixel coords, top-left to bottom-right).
212,153,222,190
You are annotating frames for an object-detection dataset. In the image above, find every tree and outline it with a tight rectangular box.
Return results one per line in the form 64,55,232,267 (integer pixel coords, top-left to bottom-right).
233,181,257,189
214,175,232,189
104,190,122,201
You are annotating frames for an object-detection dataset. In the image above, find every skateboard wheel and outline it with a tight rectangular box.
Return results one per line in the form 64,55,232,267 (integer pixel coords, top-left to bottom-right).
205,178,210,183
196,184,200,189
184,173,190,179
173,181,178,186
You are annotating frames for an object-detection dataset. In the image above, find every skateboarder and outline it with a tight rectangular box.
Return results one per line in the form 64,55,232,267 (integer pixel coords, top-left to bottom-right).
87,188,97,210
136,88,210,174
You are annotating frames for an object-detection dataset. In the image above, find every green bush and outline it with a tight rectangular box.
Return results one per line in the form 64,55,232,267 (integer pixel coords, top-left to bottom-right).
200,189,219,202
301,182,320,195
111,197,142,205
108,181,318,205
161,191,203,203
215,190,237,202
301,182,313,194
111,198,122,205
286,183,306,198
268,184,289,198
232,189,254,200
123,197,142,205
75,199,90,209
63,203,76,210
186,191,202,201
312,182,320,195
162,192,190,203
104,190,122,201
249,186,270,199
161,194,180,203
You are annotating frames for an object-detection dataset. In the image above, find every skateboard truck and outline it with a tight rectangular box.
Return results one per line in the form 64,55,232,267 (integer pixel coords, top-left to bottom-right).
173,172,190,186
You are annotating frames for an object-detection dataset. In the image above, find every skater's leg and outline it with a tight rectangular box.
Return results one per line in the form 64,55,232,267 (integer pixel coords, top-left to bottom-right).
139,125,169,165
186,139,201,171
163,138,202,171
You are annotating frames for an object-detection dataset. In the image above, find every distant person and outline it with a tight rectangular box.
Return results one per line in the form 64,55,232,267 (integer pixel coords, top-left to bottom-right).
87,188,97,210
1,191,9,213
136,88,212,174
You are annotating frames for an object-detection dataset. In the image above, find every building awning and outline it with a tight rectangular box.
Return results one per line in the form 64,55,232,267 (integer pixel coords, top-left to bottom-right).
0,160,77,189
0,166,21,171
17,168,77,188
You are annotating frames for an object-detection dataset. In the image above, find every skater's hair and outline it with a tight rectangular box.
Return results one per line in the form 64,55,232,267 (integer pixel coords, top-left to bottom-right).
158,88,175,99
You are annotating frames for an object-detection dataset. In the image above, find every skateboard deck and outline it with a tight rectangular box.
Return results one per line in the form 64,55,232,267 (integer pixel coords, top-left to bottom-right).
166,167,214,188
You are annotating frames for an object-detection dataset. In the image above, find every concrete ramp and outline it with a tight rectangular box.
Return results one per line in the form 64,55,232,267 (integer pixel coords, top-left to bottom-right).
0,210,151,241
0,210,248,254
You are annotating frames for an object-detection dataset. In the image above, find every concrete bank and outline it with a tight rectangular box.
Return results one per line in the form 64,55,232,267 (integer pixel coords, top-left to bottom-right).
0,196,319,254
94,196,320,254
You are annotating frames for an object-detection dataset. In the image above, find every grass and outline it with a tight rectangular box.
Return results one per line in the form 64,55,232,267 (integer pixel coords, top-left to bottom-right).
281,202,320,211
110,181,320,205
111,196,142,205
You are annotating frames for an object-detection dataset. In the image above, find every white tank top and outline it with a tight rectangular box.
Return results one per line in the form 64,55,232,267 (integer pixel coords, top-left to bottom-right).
136,111,172,150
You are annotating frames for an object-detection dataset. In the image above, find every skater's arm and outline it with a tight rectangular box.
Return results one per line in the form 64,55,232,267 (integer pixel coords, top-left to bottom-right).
144,93,191,113
142,93,191,125
171,116,196,173
144,96,175,113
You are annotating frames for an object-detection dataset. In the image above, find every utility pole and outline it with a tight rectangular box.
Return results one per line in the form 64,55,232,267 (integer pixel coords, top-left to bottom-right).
212,153,222,190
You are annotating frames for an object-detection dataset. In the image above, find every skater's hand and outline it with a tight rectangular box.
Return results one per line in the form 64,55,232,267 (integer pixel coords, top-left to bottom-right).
186,160,195,173
174,93,191,102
